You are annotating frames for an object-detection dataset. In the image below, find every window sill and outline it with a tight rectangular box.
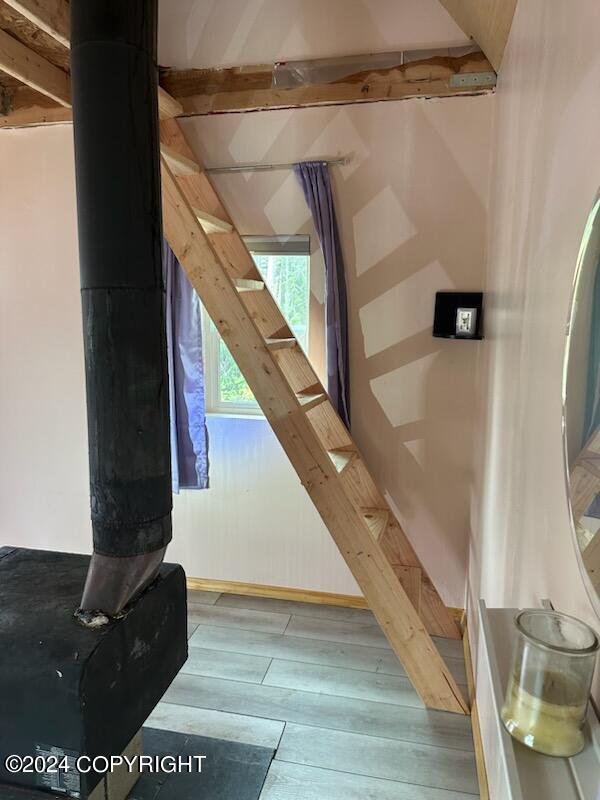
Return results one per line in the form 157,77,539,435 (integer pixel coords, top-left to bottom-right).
205,410,266,421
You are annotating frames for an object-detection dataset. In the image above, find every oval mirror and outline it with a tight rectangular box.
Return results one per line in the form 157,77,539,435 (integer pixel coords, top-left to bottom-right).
564,194,600,616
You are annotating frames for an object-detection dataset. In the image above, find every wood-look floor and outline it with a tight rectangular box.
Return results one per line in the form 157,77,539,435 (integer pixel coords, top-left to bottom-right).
146,590,479,799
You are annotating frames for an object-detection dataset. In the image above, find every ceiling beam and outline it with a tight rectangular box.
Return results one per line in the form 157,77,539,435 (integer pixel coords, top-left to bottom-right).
0,26,70,105
0,47,494,129
158,49,495,116
437,0,517,72
1,0,70,48
0,82,184,127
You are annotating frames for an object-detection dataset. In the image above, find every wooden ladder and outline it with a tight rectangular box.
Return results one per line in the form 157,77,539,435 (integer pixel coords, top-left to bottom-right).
159,118,468,715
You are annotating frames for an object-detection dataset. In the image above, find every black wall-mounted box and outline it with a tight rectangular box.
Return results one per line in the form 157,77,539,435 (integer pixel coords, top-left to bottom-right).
433,291,484,340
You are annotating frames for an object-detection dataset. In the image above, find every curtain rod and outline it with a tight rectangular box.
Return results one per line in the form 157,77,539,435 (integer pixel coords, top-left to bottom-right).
206,156,350,174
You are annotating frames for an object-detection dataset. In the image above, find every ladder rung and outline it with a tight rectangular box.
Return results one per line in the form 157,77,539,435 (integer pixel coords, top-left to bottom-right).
328,449,358,474
296,391,327,411
266,337,297,351
193,207,233,234
362,508,389,540
160,144,202,176
234,278,265,293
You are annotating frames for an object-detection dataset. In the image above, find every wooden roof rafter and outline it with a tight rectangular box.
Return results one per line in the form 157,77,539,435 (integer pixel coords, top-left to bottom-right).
0,0,183,124
0,24,69,105
2,0,70,48
0,0,69,69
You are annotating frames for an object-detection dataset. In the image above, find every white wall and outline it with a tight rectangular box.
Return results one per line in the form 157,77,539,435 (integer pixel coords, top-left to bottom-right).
467,1,600,795
170,417,355,591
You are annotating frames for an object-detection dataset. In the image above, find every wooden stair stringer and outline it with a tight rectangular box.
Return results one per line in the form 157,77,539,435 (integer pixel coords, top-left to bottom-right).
159,119,467,714
342,464,456,637
327,441,459,639
160,117,460,642
269,412,468,715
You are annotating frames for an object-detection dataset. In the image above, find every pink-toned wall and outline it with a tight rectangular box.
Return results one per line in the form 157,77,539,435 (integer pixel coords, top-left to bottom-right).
0,128,90,555
183,95,492,604
0,0,491,605
467,1,600,794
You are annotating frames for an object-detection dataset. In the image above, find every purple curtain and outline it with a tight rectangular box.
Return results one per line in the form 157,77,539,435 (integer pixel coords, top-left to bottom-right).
294,161,350,427
164,240,209,492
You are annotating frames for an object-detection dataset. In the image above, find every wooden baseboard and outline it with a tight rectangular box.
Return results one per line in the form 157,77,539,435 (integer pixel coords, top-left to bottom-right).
463,621,490,800
186,577,370,608
186,576,464,622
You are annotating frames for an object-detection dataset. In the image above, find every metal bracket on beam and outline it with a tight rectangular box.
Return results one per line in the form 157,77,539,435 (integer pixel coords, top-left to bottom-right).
450,71,497,88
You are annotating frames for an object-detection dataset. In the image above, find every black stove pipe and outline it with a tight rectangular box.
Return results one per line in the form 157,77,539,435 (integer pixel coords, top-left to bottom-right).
70,0,172,616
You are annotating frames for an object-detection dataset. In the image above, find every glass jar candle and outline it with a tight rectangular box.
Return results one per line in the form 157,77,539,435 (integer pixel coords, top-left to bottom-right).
501,610,599,757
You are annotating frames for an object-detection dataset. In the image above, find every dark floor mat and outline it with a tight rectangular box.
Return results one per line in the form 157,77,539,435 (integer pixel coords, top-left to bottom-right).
129,728,275,800
0,728,275,800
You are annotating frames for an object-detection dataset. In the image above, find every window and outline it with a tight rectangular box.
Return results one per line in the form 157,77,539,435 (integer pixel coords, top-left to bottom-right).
203,235,310,415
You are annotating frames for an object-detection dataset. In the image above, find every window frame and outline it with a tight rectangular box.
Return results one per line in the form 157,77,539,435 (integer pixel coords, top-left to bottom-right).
203,235,311,417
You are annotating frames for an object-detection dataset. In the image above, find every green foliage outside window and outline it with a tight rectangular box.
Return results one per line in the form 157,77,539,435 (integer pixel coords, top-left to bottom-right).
218,253,309,404
219,345,256,402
